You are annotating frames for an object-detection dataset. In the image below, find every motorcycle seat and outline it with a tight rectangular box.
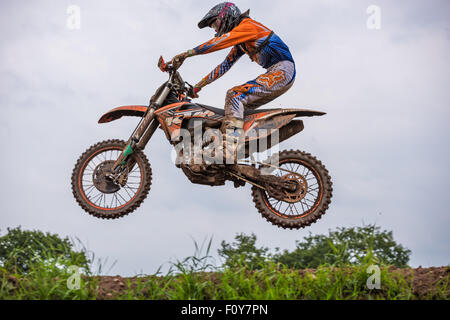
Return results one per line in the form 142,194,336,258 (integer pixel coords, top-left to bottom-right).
196,103,280,116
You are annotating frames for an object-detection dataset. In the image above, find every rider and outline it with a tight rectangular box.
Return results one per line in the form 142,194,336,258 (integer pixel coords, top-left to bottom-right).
169,2,296,163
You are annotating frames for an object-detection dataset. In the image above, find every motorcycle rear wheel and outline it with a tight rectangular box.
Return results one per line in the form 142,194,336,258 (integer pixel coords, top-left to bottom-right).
251,149,332,229
71,139,152,219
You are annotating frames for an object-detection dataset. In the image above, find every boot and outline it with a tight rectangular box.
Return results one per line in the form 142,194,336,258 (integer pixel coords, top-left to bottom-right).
217,116,244,164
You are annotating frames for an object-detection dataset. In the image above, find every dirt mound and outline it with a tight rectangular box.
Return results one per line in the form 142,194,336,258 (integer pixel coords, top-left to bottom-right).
94,266,449,300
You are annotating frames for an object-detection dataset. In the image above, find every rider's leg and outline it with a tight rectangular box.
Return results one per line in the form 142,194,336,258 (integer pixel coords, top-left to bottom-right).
219,61,296,163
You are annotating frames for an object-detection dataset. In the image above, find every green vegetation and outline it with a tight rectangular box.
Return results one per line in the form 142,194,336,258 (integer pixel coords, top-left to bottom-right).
0,227,96,299
0,225,448,300
218,225,412,270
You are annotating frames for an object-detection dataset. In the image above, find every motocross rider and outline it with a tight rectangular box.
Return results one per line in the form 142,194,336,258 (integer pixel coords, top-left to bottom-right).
169,2,296,163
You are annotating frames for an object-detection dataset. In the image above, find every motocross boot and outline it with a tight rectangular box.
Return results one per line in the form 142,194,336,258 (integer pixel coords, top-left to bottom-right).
188,139,207,173
216,116,245,164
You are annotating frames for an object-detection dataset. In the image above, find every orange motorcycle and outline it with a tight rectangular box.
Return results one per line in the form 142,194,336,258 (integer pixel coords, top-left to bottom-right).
71,57,332,229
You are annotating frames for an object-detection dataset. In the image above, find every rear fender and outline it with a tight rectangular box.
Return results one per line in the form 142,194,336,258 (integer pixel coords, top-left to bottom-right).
244,108,325,132
243,108,323,149
245,114,296,141
98,105,148,124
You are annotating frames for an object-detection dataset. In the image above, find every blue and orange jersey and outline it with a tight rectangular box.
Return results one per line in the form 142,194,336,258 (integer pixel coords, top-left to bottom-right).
193,17,294,87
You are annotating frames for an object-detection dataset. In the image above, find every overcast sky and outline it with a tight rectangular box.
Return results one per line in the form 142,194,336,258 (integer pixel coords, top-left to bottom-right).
1,0,449,276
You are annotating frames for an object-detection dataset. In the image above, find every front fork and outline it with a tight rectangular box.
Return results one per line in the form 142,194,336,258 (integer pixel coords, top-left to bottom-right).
112,116,160,185
109,81,172,183
111,108,156,173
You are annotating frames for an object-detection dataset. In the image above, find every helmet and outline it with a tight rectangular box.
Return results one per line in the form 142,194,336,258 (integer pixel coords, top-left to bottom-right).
198,2,242,37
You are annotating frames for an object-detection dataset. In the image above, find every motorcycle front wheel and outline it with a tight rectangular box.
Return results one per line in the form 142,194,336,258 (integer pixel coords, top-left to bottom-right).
71,139,152,219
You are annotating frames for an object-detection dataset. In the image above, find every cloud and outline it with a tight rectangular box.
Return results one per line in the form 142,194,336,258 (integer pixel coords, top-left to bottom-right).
1,1,449,275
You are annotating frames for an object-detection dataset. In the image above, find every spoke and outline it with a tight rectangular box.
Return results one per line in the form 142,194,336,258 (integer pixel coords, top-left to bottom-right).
98,193,104,207
287,204,294,216
276,200,283,212
95,193,101,206
110,192,115,208
301,199,311,210
84,184,95,191
303,169,311,178
269,199,281,210
116,191,128,205
90,192,103,204
299,198,305,212
84,185,95,196
117,193,124,206
292,203,301,215
122,185,133,200
113,193,119,208
91,156,100,169
282,204,290,215
130,167,140,174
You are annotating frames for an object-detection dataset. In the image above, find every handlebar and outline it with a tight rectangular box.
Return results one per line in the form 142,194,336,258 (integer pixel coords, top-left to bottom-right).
158,56,196,98
157,56,173,72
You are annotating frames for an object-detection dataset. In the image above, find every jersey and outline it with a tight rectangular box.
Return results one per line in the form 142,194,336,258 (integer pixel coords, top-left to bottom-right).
192,17,294,88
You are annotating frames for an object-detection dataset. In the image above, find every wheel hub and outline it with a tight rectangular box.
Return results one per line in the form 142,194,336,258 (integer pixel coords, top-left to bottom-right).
92,160,120,194
281,173,308,203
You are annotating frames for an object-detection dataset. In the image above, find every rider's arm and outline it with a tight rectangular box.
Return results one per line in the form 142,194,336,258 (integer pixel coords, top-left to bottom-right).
189,19,266,56
195,46,244,89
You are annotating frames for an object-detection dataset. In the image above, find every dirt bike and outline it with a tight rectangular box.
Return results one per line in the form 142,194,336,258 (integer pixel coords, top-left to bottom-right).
71,57,332,229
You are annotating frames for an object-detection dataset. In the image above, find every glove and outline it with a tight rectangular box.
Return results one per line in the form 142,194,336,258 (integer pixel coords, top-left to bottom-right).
169,51,190,70
188,86,201,98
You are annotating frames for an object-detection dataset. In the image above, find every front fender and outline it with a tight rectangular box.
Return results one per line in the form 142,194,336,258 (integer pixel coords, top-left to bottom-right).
98,105,148,123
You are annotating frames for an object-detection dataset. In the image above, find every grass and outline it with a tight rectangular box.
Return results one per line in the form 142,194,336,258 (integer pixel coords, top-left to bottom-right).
0,239,448,300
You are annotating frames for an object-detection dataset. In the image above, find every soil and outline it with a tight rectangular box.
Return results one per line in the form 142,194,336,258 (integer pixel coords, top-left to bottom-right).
94,266,449,300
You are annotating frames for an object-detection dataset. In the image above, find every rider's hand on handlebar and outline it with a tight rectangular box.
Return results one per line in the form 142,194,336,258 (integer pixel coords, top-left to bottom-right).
188,86,201,98
169,51,189,70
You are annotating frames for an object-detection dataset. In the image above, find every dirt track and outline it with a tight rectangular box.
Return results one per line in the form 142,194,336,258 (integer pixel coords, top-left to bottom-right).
94,266,449,300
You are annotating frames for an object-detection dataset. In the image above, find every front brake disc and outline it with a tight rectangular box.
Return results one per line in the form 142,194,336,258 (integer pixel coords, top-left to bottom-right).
92,160,121,194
